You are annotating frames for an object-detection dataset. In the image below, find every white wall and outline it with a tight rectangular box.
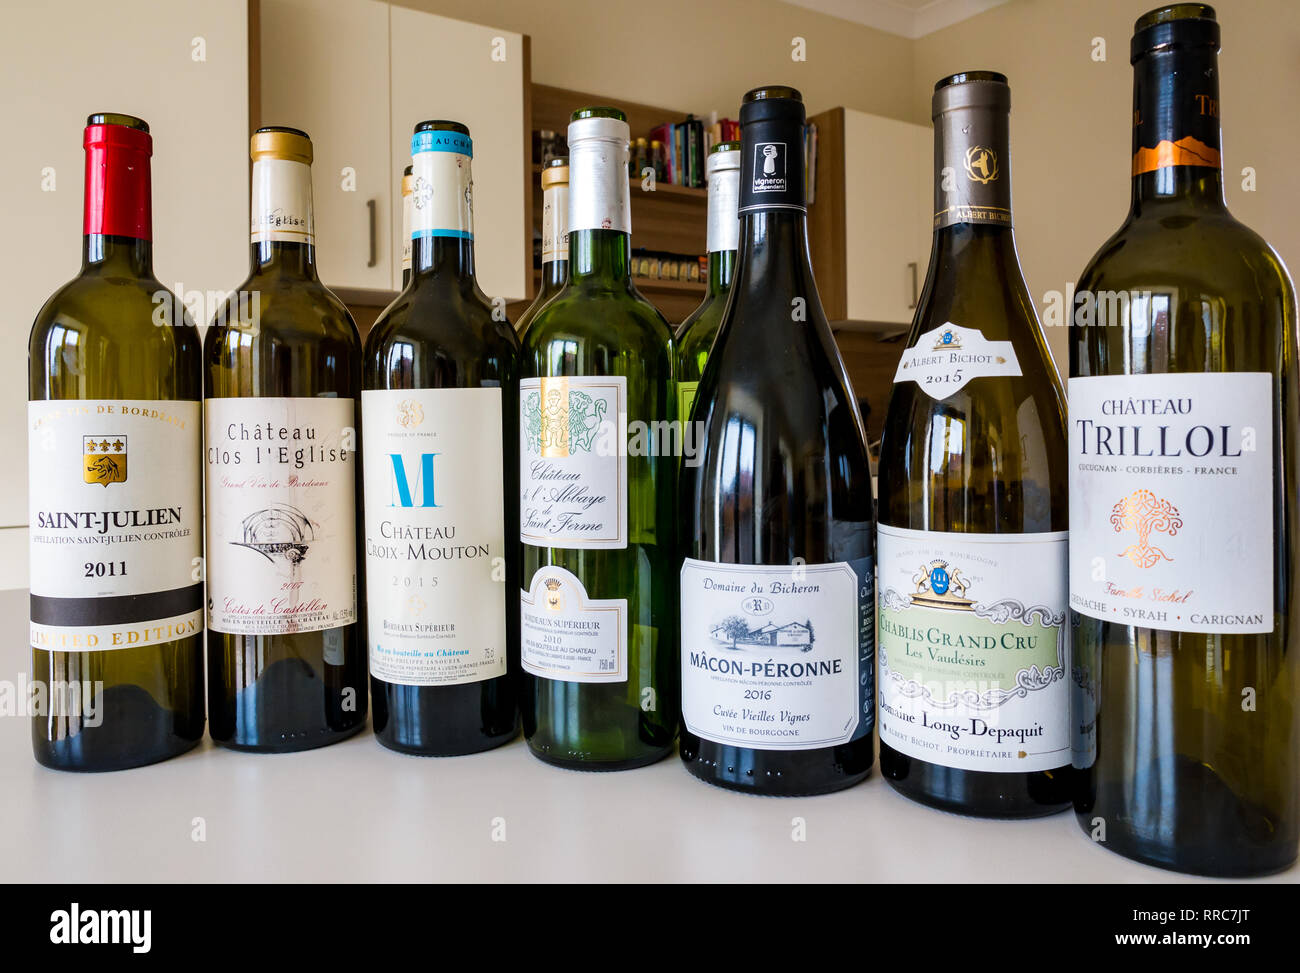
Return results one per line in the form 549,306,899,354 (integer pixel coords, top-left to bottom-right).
912,0,1300,371
0,0,249,589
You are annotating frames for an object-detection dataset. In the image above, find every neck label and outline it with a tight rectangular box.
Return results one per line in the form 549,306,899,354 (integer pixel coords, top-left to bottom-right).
1132,48,1222,176
542,183,569,262
568,136,630,234
933,107,1011,229
739,119,805,213
706,164,740,253
411,137,474,240
251,158,314,245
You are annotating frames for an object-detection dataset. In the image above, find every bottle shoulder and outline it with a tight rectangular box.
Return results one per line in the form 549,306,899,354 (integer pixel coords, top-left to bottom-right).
522,280,674,365
29,271,202,356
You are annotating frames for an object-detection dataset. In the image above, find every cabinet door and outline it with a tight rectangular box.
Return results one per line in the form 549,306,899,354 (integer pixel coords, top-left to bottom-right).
0,0,248,588
261,0,392,291
389,6,528,300
842,109,932,326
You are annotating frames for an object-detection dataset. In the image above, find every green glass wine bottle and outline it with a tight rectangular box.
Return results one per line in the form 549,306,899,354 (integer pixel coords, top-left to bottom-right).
675,141,739,420
876,73,1071,817
364,121,521,755
678,87,876,796
204,127,367,752
28,113,205,771
1070,4,1299,876
519,107,678,770
515,156,569,337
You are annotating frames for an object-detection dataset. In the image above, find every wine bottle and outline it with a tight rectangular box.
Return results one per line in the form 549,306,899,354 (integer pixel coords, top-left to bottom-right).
519,107,678,770
675,141,739,418
204,126,367,752
876,73,1071,817
27,113,205,771
515,156,569,336
364,121,521,756
401,163,413,286
678,87,875,796
1070,4,1299,876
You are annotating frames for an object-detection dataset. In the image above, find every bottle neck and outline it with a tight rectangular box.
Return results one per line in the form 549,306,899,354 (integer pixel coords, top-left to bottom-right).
569,229,630,284
1130,43,1225,212
82,126,152,275
409,146,476,284
932,97,1012,231
540,255,568,294
706,249,736,297
250,158,318,279
732,210,814,303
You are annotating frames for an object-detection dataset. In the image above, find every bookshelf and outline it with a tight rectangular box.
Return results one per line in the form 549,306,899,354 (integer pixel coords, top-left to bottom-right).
527,83,709,324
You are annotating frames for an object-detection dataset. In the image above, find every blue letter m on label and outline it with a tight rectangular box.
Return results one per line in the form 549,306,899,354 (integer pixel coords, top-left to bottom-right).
389,453,439,507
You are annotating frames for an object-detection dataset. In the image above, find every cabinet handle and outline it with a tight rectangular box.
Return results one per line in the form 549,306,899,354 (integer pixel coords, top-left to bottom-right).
907,261,919,309
366,198,378,268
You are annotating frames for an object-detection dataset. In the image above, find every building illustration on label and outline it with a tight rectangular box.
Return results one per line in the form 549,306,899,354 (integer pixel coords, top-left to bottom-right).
83,435,127,485
1111,488,1182,568
709,614,814,650
524,388,607,455
231,503,316,566
910,558,973,610
963,145,999,183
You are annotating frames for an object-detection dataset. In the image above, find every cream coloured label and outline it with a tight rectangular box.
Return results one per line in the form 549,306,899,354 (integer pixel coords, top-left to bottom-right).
877,525,1069,772
1068,373,1273,634
401,183,413,274
28,400,203,652
894,322,1021,399
541,183,569,263
705,156,740,254
521,565,627,682
204,397,357,636
363,387,507,687
251,158,314,245
680,557,874,750
519,376,627,549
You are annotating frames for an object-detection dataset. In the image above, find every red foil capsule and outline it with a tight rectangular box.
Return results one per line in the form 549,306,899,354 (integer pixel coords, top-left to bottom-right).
83,120,152,241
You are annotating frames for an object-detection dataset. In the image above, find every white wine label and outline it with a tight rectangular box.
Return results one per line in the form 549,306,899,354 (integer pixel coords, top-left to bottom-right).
251,158,314,245
362,387,508,687
568,115,631,234
27,400,203,652
680,557,874,751
1068,373,1274,634
541,182,569,263
204,397,357,636
411,129,474,240
894,322,1022,399
519,376,627,549
877,525,1069,772
521,565,627,682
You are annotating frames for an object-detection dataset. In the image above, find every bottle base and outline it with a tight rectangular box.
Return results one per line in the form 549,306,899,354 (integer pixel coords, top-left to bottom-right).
884,775,1070,819
526,742,673,772
33,735,201,773
212,719,367,754
1073,811,1298,878
682,758,872,797
374,726,520,758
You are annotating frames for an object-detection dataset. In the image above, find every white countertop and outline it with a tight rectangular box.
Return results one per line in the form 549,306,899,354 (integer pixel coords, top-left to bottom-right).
2,588,1293,883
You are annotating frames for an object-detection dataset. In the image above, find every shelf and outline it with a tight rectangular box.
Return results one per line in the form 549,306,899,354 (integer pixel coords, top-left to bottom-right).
4,582,1285,883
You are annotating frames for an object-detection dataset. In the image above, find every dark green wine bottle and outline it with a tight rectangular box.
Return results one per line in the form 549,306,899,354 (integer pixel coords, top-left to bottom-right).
516,156,569,337
519,107,678,770
1070,4,1299,876
364,121,521,755
675,141,739,418
28,113,205,771
877,73,1071,817
679,87,875,796
204,127,367,752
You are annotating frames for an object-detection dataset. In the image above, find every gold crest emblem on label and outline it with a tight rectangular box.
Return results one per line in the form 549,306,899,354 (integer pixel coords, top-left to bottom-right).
83,435,127,486
963,145,999,184
543,576,564,612
539,377,571,458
